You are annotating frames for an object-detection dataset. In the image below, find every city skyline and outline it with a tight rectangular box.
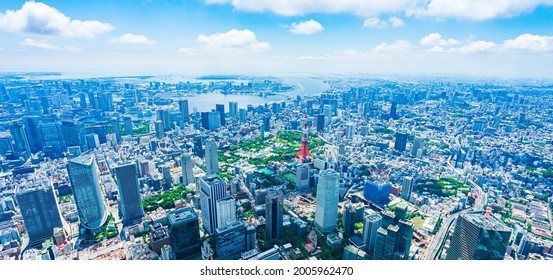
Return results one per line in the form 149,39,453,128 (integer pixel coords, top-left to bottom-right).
0,1,552,77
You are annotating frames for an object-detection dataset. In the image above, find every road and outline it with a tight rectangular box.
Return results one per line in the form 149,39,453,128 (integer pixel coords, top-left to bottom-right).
421,157,485,260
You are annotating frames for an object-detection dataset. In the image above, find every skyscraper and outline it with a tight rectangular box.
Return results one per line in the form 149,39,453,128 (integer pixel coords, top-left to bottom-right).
123,116,133,136
296,164,310,194
372,205,413,260
216,197,236,229
181,153,195,186
215,104,226,126
446,212,512,260
178,99,190,122
229,102,238,118
61,120,87,153
316,114,325,132
362,212,382,253
22,116,42,153
39,117,66,158
9,122,31,159
114,163,144,226
401,176,414,201
265,190,283,241
215,220,246,260
199,175,229,235
390,102,398,120
168,207,201,259
16,180,63,248
156,108,171,132
154,120,164,139
411,137,425,158
315,169,340,233
394,131,408,152
67,153,108,229
204,138,219,176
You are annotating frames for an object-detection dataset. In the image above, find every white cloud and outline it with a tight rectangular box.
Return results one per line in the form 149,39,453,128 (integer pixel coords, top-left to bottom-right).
410,0,553,20
503,33,553,52
179,29,270,55
419,32,459,46
371,40,412,53
363,17,405,29
389,16,405,27
206,0,553,20
288,19,324,35
20,38,81,51
427,46,445,52
0,1,114,38
451,41,497,53
363,17,388,29
111,33,155,45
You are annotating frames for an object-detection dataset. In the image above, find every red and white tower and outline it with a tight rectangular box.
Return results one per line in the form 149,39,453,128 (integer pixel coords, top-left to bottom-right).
295,115,311,163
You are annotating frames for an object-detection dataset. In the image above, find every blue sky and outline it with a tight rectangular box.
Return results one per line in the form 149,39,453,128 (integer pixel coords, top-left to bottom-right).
1,0,553,77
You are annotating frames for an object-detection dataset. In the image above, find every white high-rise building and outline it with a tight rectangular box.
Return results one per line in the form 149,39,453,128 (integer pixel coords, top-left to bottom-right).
401,176,414,200
199,175,229,235
315,169,340,233
216,197,236,229
204,139,219,176
362,212,382,252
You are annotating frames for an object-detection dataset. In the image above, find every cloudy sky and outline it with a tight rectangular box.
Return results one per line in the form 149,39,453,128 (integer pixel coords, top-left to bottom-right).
1,0,553,78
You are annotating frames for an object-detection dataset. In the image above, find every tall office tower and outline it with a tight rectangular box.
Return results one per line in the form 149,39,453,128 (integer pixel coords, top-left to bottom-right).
123,116,133,136
215,104,226,126
154,120,165,139
323,105,332,125
362,212,382,253
295,164,311,194
316,114,325,132
401,176,414,200
390,102,398,119
262,115,271,131
229,102,238,118
39,117,66,158
315,169,340,233
181,153,195,186
446,212,512,260
61,120,87,153
204,139,219,176
265,190,283,241
23,116,42,153
161,164,172,189
346,123,355,140
215,220,246,260
216,197,236,229
79,92,87,108
199,175,229,235
156,108,171,132
193,135,204,158
9,122,31,159
411,137,425,158
178,99,190,122
200,112,209,130
16,181,63,248
245,224,256,251
67,154,108,229
111,118,121,142
394,131,408,152
239,108,246,122
372,204,413,260
114,163,144,226
201,111,221,130
86,134,100,150
343,203,357,237
168,207,201,259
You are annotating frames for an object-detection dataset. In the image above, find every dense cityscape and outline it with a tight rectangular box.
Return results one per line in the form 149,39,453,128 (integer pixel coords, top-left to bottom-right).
0,74,552,260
